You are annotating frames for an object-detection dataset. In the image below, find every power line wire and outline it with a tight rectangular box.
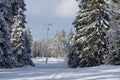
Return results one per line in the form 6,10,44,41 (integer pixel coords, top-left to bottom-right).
52,0,67,25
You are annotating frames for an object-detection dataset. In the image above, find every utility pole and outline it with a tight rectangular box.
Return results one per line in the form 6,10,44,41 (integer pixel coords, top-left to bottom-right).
43,23,52,64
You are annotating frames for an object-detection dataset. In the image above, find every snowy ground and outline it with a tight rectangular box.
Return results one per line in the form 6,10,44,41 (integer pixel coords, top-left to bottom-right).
0,57,120,80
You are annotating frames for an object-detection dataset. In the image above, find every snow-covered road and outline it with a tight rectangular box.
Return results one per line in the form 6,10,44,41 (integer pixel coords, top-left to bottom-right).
0,57,120,80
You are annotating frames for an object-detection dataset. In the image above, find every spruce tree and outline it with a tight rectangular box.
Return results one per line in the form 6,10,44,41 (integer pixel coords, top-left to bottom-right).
24,26,35,66
0,0,16,68
0,13,13,68
10,0,34,67
24,26,33,56
66,28,74,45
0,0,34,68
68,0,110,68
48,30,68,58
106,0,120,65
10,14,26,66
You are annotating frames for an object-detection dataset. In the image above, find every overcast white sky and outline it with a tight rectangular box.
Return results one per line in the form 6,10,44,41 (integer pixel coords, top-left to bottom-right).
25,0,78,39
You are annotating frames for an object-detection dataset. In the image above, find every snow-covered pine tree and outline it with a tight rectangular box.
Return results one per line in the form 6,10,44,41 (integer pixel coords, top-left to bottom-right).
10,0,34,67
106,0,120,65
24,26,35,66
48,29,68,58
0,0,16,68
24,26,33,57
68,0,110,68
66,29,75,60
0,11,13,68
10,15,26,67
66,28,74,46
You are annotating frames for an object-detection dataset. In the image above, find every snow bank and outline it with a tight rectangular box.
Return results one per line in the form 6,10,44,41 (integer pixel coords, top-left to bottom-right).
0,57,120,80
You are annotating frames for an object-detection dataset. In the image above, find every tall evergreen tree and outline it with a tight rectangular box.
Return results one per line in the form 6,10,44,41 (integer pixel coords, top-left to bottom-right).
0,0,16,68
24,26,33,56
48,29,68,58
66,28,75,58
0,12,13,68
66,28,74,45
10,0,34,67
10,17,25,66
24,26,35,66
68,0,110,68
0,0,34,68
106,0,120,65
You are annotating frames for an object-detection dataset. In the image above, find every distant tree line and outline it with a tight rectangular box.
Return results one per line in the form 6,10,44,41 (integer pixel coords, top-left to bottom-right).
32,29,74,58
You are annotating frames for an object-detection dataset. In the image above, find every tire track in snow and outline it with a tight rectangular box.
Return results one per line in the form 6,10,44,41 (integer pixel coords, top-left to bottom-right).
50,69,63,80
